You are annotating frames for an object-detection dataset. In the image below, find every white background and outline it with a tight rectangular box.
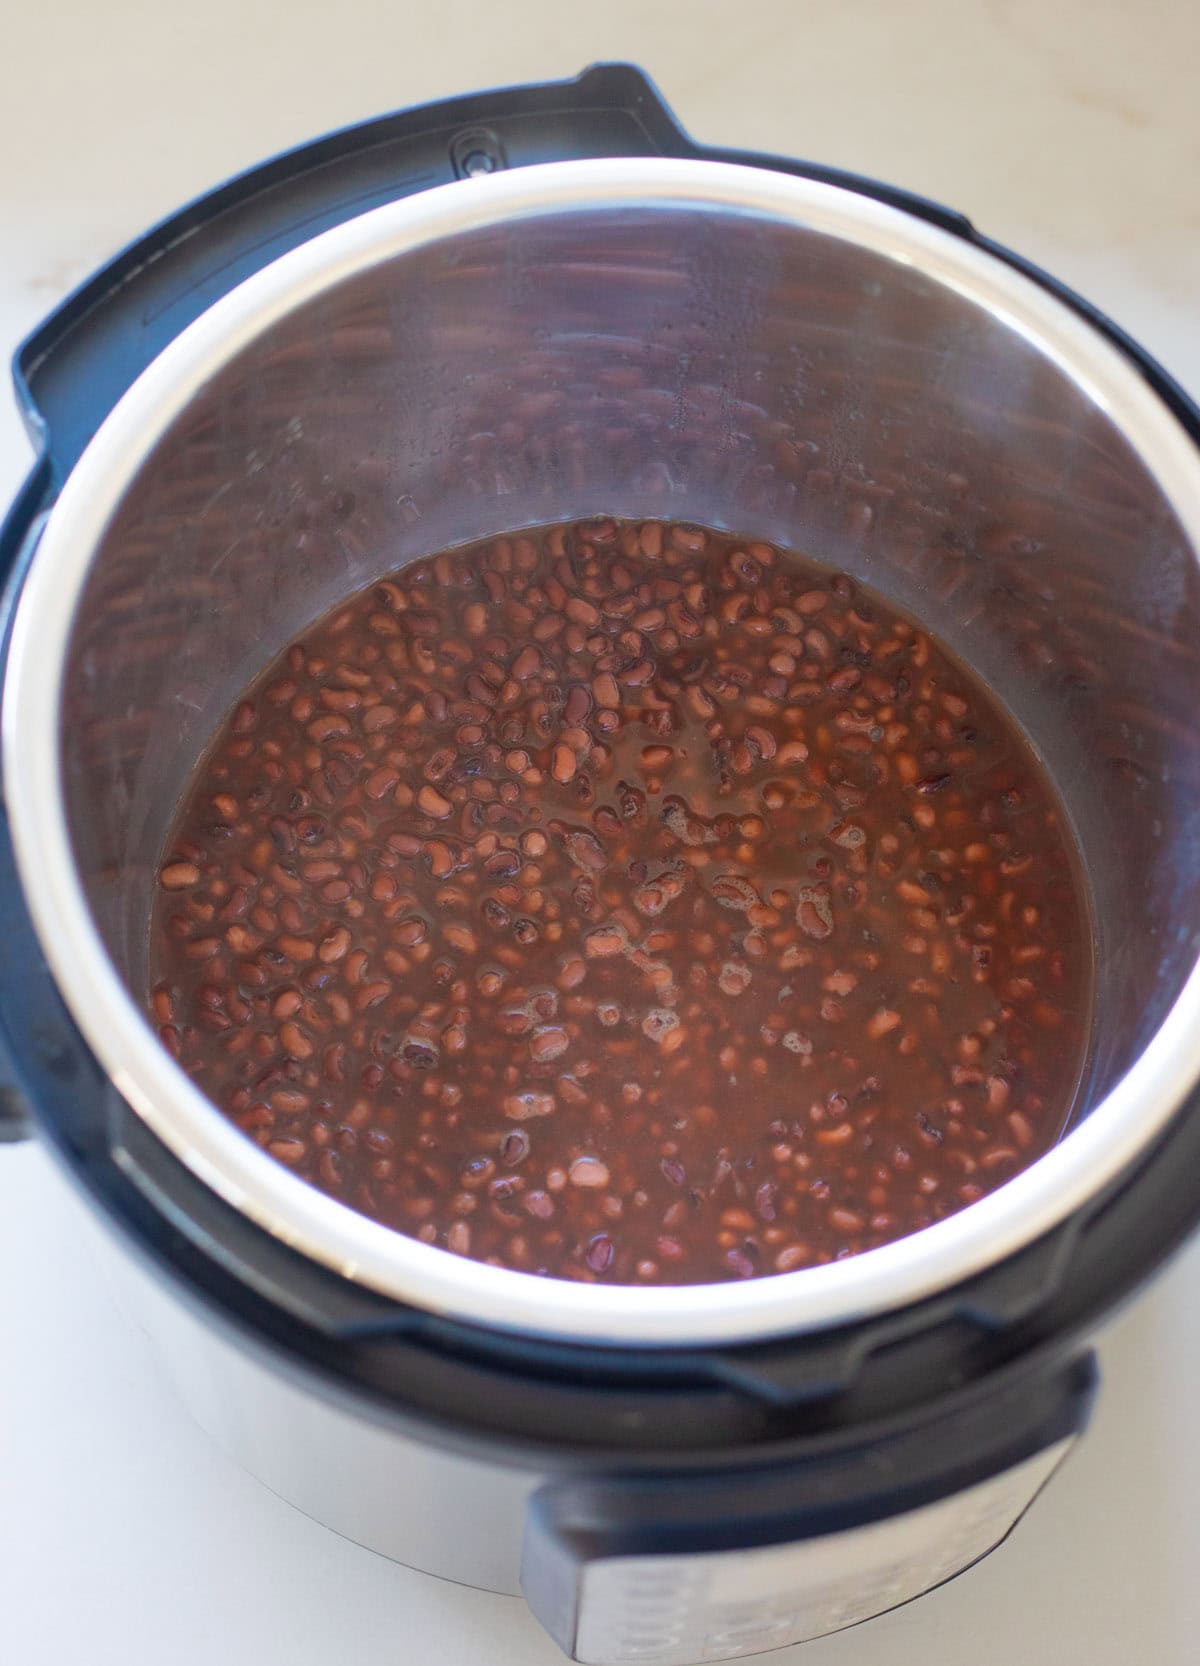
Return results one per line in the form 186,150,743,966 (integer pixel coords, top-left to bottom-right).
1,3,1198,1662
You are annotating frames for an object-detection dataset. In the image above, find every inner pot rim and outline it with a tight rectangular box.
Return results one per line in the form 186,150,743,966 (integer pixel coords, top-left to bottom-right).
7,156,1200,1349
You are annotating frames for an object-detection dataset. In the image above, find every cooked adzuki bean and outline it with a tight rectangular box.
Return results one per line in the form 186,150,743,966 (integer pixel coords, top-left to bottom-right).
151,519,1092,1285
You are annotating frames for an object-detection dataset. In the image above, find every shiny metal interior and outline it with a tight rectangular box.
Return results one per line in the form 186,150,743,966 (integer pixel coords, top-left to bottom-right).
8,160,1200,1345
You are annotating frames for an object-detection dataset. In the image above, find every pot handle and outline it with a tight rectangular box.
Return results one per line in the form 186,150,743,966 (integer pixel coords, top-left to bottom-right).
15,63,696,482
0,1087,29,1142
12,62,979,490
522,1353,1095,1665
0,464,54,1144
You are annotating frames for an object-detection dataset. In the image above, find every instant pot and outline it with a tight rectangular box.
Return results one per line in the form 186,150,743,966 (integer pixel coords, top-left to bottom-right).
3,65,1200,1665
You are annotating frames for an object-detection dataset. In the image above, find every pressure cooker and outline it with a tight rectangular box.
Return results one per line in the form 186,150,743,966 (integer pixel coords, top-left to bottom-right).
2,65,1199,1665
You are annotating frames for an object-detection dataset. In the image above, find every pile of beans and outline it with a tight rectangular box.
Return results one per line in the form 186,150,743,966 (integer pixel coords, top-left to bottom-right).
151,518,1092,1284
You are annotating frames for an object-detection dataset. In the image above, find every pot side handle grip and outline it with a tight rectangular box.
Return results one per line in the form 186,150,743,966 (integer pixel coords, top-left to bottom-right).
0,1081,31,1143
0,464,54,1143
13,61,975,488
13,64,694,481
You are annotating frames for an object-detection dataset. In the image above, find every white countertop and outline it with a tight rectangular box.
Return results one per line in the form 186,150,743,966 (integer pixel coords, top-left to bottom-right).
2,4,1198,1662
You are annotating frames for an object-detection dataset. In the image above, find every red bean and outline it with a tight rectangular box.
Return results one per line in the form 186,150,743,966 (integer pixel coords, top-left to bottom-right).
569,1156,610,1188
160,862,201,889
551,745,577,784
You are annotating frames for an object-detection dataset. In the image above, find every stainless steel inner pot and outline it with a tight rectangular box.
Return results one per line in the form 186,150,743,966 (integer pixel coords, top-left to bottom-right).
6,159,1200,1347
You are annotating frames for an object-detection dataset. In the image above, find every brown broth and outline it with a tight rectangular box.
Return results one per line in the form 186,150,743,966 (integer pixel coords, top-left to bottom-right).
150,518,1093,1285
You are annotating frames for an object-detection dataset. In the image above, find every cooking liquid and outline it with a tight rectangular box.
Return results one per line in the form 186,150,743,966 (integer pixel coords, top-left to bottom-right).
151,518,1093,1284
